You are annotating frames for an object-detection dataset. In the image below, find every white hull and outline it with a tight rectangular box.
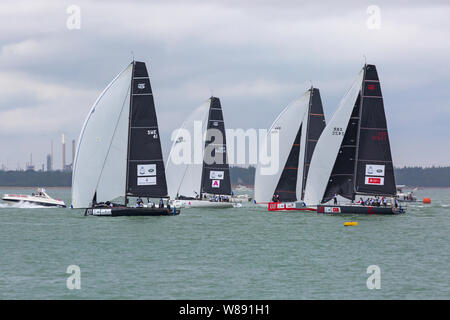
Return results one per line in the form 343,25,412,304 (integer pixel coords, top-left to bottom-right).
172,199,234,208
2,193,66,207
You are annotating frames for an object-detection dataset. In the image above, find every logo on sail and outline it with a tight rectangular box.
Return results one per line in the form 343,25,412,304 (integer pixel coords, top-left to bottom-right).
138,83,146,89
365,177,384,185
365,164,385,176
137,176,157,186
210,171,224,180
137,164,157,185
212,180,220,188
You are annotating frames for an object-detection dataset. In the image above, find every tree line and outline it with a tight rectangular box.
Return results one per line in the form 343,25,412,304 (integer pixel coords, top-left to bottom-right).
0,166,449,187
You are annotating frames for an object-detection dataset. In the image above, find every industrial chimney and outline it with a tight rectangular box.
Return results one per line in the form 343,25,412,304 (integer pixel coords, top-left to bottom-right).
62,133,66,171
72,139,76,166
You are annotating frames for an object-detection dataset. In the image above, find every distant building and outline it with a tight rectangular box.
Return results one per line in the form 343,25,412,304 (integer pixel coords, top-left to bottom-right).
62,133,66,171
72,139,76,165
46,154,52,171
25,154,35,171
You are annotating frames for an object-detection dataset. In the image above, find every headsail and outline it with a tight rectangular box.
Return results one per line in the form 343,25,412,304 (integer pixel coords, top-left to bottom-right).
72,63,132,208
166,101,209,199
125,61,168,199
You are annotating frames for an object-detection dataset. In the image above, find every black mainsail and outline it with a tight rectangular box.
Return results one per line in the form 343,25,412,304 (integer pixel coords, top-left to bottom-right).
125,61,168,200
301,88,326,199
354,64,396,196
321,64,396,202
200,97,232,196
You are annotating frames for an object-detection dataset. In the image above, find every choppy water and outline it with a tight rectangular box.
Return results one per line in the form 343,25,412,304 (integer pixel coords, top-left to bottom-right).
0,187,449,299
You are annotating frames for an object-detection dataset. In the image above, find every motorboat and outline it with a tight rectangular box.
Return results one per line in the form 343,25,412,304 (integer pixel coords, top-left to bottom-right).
230,194,253,203
396,185,418,202
2,188,66,207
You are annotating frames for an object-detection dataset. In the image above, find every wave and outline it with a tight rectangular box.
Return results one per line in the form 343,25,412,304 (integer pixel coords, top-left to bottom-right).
0,201,47,209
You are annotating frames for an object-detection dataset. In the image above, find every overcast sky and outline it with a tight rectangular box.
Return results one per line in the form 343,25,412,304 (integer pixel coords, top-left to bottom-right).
1,0,449,170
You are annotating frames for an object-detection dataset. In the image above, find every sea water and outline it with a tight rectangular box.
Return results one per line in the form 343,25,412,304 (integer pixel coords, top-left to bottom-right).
0,187,449,299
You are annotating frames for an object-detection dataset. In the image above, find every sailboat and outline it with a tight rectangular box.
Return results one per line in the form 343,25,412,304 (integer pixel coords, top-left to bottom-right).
254,87,326,211
166,97,234,208
303,64,405,214
72,60,178,216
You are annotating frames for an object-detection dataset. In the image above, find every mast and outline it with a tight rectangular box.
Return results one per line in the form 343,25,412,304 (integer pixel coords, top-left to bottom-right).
301,88,314,200
124,60,135,205
351,64,366,200
199,98,212,195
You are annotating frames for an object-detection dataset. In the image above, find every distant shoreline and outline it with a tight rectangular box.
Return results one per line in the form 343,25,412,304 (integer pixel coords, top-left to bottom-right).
2,166,450,188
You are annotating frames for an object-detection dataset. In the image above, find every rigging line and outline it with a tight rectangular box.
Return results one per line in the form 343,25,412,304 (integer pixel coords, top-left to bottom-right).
94,83,132,193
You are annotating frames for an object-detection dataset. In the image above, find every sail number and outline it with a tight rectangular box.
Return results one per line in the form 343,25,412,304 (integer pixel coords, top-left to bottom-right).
371,131,387,141
147,129,158,139
332,127,344,135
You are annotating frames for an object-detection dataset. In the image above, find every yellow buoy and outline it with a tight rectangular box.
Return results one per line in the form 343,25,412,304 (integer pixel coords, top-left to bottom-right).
344,221,358,226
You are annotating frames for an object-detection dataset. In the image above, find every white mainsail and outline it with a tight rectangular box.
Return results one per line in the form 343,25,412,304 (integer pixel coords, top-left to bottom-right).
303,70,364,205
166,100,210,199
72,63,133,208
254,91,310,203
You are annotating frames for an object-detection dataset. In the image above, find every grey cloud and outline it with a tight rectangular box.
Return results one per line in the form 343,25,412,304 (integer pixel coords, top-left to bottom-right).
1,0,450,169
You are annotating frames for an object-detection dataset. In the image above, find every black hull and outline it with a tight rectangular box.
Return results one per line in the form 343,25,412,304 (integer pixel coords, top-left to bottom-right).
85,206,179,217
2,199,66,208
317,205,405,215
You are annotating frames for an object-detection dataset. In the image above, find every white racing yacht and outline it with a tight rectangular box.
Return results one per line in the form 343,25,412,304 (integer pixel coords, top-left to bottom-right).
2,188,66,207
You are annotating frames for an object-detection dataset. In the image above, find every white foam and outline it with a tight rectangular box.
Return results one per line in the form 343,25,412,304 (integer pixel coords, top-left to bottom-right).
0,201,47,209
